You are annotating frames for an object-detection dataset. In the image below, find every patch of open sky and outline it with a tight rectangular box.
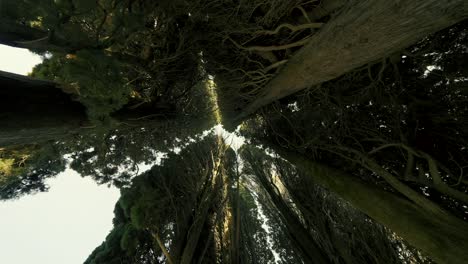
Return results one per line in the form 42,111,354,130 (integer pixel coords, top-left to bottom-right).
0,167,120,264
214,124,245,151
0,44,121,264
423,65,442,77
0,44,42,75
454,77,468,82
250,187,282,264
167,124,246,155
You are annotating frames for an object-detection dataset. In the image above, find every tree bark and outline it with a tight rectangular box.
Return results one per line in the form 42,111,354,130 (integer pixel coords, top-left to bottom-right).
0,71,172,147
180,163,220,264
260,177,329,264
278,148,468,264
237,0,468,119
0,70,88,147
152,232,175,264
246,152,330,264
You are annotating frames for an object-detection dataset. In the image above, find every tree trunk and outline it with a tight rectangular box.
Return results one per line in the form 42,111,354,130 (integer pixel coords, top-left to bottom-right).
247,153,330,264
179,154,223,264
0,71,172,147
262,181,328,264
0,70,88,147
237,0,468,119
278,148,468,264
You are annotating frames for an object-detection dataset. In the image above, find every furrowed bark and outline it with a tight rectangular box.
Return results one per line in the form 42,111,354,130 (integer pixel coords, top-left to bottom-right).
237,0,468,120
278,148,468,264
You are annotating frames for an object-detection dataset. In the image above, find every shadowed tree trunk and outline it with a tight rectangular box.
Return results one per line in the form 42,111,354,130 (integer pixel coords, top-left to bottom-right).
0,71,173,147
0,70,88,146
179,178,219,264
244,150,330,264
259,176,329,264
277,147,468,264
237,0,468,119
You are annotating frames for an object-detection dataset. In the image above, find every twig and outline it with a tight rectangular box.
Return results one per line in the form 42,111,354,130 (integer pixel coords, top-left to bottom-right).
254,23,323,35
151,231,175,264
228,36,311,52
263,60,288,72
295,6,312,23
14,35,49,45
127,113,168,121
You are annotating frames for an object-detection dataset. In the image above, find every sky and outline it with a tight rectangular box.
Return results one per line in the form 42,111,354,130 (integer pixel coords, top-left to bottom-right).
0,170,120,264
0,45,43,75
0,44,121,264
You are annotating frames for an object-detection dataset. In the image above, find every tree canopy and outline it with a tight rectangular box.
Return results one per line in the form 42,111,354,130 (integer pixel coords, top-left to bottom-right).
0,0,467,263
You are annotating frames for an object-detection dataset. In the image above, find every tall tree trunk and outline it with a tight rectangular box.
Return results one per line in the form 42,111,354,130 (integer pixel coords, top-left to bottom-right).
237,0,468,119
180,155,223,264
278,147,468,264
262,180,328,264
0,71,171,147
246,152,330,264
0,70,88,146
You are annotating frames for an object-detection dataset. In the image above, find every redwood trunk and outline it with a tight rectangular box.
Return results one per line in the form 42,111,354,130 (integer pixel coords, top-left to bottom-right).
0,71,170,147
279,148,468,264
0,70,88,147
247,153,329,264
238,0,468,119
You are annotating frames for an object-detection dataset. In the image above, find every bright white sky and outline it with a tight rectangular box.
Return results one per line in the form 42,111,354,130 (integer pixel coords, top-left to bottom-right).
0,44,121,264
0,170,120,264
0,45,43,75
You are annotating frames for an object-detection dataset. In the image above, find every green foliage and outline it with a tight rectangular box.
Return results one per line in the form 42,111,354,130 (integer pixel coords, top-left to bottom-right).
72,0,97,12
6,0,217,128
85,225,133,264
4,1,467,263
85,135,222,263
85,202,157,264
30,54,65,80
0,0,54,21
31,50,131,124
0,144,66,200
120,224,140,254
62,50,131,121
